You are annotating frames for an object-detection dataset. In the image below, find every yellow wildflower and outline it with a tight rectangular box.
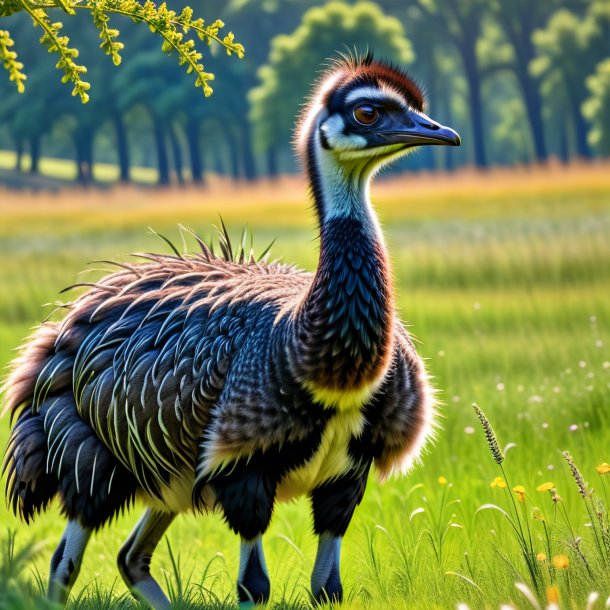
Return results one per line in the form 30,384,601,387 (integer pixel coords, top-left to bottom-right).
537,552,547,562
552,554,569,569
536,482,555,492
546,585,560,604
513,485,526,503
438,476,448,485
490,476,506,488
596,463,610,475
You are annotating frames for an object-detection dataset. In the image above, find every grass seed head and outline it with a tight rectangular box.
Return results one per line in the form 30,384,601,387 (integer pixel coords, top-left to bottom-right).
472,403,504,465
563,451,590,498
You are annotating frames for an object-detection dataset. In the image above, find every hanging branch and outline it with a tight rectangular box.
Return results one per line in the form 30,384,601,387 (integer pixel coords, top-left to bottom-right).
0,0,245,102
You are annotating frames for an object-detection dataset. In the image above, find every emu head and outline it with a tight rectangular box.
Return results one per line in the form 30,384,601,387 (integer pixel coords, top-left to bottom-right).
296,53,460,180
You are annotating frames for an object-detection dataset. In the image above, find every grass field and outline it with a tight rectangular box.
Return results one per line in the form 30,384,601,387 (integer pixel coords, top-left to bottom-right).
1,163,609,610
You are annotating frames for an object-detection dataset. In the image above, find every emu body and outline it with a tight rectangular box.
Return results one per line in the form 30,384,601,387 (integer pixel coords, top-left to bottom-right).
3,54,459,608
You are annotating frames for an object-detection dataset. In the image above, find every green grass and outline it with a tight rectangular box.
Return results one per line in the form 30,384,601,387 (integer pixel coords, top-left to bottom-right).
0,166,609,609
0,150,158,184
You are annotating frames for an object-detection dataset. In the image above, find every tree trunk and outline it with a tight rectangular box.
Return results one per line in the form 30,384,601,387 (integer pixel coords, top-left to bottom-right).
153,118,170,186
186,118,204,184
568,89,591,159
14,138,23,172
113,111,130,183
498,11,548,163
266,147,278,178
75,127,94,186
513,33,548,163
462,44,487,168
168,123,184,185
559,116,570,163
226,131,241,181
239,121,257,181
29,135,41,175
213,146,224,176
518,71,548,163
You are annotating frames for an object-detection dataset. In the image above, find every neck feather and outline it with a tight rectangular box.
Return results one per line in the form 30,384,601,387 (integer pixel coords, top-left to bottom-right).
290,121,394,408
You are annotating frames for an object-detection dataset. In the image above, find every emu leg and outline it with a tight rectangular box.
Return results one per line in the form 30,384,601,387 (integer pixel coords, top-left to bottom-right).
311,534,342,604
117,508,175,610
310,468,370,603
48,520,91,604
210,459,277,606
238,536,270,606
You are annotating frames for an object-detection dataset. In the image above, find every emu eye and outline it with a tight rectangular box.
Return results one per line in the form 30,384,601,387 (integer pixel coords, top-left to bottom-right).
353,104,379,126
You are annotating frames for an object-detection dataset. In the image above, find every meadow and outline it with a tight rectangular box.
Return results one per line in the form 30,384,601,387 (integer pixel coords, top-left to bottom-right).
0,163,609,610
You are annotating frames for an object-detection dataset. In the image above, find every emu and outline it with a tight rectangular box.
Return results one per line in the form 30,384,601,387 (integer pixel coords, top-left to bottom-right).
3,54,460,608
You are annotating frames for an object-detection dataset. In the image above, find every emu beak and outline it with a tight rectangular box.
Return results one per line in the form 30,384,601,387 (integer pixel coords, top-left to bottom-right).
381,110,461,148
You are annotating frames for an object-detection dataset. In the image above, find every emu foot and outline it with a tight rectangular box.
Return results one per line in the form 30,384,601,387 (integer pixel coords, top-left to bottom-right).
238,538,270,606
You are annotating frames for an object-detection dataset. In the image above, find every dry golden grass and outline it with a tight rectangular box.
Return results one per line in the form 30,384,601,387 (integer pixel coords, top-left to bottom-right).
1,161,608,235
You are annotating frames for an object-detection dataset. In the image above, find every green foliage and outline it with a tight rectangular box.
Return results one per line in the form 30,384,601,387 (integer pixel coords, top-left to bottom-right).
530,9,596,86
583,58,610,155
0,0,244,102
531,3,610,102
249,1,414,152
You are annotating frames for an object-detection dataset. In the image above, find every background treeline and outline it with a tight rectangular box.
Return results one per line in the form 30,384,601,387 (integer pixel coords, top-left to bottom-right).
0,0,609,186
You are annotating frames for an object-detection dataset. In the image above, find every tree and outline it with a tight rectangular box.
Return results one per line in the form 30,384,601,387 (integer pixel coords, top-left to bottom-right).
583,58,610,156
414,0,490,168
249,1,414,164
488,0,560,162
114,52,181,186
531,9,598,158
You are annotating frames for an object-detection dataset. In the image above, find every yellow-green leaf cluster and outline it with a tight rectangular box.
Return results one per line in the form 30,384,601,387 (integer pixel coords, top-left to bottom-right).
0,0,244,102
0,29,26,92
25,8,91,102
91,3,124,66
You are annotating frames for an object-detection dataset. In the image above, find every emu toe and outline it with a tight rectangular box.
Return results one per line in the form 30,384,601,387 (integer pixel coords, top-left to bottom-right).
311,535,343,605
238,538,271,605
312,565,343,605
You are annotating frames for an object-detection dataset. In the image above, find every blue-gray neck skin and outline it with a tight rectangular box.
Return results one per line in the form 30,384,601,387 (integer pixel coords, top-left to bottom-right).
289,116,395,396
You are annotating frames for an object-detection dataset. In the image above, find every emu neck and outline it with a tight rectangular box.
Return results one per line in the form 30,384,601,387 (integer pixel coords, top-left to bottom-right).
293,129,394,407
